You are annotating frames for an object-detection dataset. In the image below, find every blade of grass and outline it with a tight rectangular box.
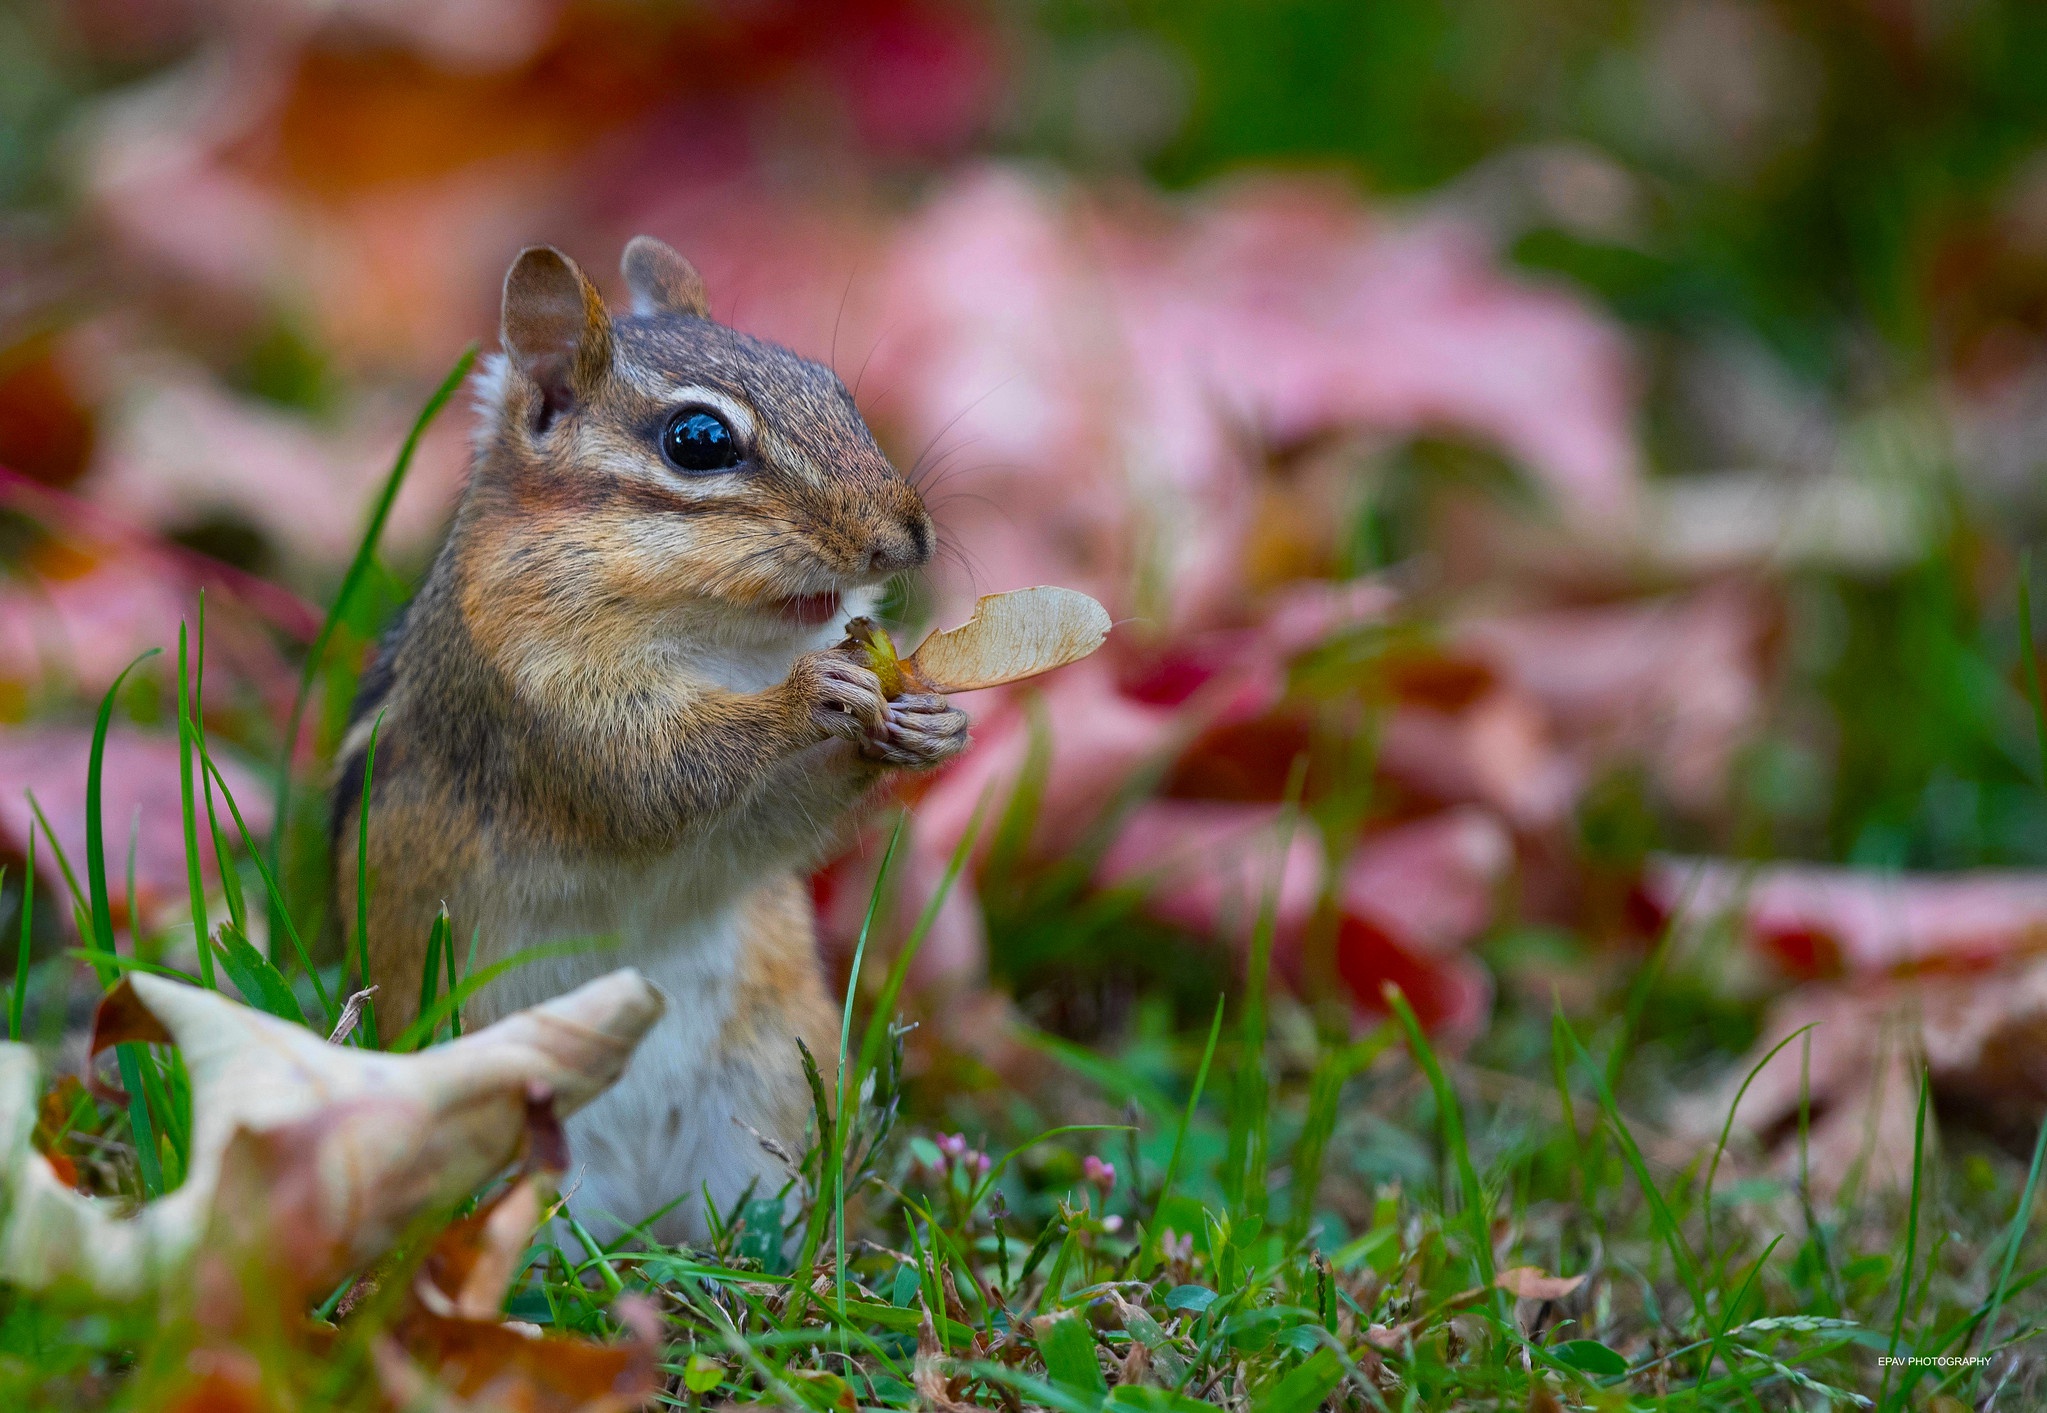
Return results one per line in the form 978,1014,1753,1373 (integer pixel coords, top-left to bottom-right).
1703,1022,1818,1279
122,805,140,960
443,914,461,1036
416,905,449,1043
190,593,249,946
791,801,982,1326
350,712,384,1046
1964,1111,2047,1397
1550,994,1596,1209
834,817,905,1329
2019,549,2047,787
7,842,26,1041
175,622,214,988
1286,1026,1395,1245
1561,1015,1702,1320
1225,754,1307,1222
1385,984,1493,1288
24,791,87,918
852,789,992,1082
212,921,308,1025
193,750,334,1025
1971,552,2047,1394
1160,996,1225,1210
1605,861,1703,1094
1879,1064,1931,1411
1796,1029,1843,1313
268,347,475,957
84,651,165,1199
85,650,158,976
389,939,615,1052
451,925,479,1039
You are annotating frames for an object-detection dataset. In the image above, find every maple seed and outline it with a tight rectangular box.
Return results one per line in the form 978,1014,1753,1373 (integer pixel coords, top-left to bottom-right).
844,586,1111,699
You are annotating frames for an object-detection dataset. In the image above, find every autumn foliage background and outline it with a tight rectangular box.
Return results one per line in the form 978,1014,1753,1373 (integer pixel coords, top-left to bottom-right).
8,0,2047,1300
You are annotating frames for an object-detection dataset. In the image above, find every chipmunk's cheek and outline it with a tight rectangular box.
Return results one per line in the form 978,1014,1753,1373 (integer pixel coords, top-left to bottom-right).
769,591,843,628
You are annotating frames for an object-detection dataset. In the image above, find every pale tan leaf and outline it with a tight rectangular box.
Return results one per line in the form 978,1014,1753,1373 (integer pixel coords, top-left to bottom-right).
905,586,1110,693
1495,1266,1586,1301
0,969,662,1301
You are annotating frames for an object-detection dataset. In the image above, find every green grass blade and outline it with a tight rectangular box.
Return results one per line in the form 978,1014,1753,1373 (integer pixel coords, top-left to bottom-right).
1605,861,1700,1094
268,346,475,954
82,651,167,1198
444,916,461,1036
1142,994,1224,1273
24,791,88,918
175,623,214,989
1225,756,1307,1221
1036,1309,1108,1403
9,839,29,1041
194,751,334,1025
832,817,904,1325
1253,1347,1344,1413
1966,1108,2047,1396
112,1045,162,1198
122,805,140,961
853,790,991,1082
1550,995,1595,1207
1703,1022,1817,1278
1385,984,1493,1288
416,905,449,1042
1286,1028,1395,1244
212,922,308,1025
351,712,384,1046
389,939,612,1052
2018,550,2047,786
84,650,159,981
1561,1016,1701,1318
1879,1064,1931,1411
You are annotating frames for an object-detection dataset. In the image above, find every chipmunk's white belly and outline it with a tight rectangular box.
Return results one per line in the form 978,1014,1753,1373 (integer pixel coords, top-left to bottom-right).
469,851,797,1244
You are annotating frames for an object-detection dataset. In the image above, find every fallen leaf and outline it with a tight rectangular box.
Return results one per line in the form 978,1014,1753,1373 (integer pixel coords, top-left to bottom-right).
417,1176,550,1321
0,728,272,929
1646,855,2047,978
0,968,663,1301
1495,1267,1586,1301
1677,958,2047,1194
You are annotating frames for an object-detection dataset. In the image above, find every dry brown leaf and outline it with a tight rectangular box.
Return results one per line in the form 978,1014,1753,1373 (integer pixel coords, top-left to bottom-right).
913,1302,976,1413
417,1176,550,1321
1494,1266,1586,1301
380,1298,660,1413
1676,957,2047,1194
0,968,663,1301
1363,1323,1413,1352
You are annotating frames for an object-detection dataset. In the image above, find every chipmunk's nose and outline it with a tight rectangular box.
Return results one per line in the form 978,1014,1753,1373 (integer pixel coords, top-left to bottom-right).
866,512,933,575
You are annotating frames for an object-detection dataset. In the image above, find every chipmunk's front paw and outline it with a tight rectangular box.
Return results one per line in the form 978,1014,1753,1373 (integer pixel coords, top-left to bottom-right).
790,649,888,744
859,693,971,770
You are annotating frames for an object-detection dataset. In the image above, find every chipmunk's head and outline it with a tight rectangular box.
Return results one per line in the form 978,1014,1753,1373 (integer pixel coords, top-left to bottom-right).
465,237,930,658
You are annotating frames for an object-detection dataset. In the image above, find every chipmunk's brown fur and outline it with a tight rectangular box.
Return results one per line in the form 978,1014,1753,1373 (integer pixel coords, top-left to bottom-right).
332,238,968,1241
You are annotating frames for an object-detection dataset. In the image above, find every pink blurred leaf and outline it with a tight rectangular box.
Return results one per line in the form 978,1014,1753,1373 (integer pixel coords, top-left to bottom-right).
0,728,270,925
1646,856,2047,977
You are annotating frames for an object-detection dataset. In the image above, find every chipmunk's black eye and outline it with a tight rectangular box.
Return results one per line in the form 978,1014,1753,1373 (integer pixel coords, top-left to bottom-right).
661,409,742,473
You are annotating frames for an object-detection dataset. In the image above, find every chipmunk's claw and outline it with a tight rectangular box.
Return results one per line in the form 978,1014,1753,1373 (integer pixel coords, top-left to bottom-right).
860,694,970,769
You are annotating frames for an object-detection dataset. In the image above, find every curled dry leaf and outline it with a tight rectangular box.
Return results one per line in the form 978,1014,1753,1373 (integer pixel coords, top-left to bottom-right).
1494,1266,1586,1302
379,1185,661,1413
846,586,1111,697
0,968,663,1302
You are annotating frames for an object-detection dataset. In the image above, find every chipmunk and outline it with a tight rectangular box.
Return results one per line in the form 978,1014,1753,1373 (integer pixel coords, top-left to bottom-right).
331,237,969,1243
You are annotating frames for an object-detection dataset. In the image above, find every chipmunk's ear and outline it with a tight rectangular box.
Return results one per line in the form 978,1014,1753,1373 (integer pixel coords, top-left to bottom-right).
621,235,709,319
502,245,613,429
